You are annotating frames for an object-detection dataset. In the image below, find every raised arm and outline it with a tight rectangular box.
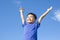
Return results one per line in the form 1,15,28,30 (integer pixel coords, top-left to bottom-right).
19,8,25,24
38,6,53,23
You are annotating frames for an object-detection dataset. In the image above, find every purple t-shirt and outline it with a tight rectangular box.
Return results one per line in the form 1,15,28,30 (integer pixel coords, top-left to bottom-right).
23,21,40,40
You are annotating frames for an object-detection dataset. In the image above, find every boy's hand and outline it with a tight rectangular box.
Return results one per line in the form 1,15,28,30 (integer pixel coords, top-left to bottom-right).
47,6,53,11
19,7,24,13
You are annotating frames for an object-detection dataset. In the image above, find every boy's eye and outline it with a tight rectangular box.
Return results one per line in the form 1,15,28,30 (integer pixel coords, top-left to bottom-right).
30,16,33,18
28,15,34,18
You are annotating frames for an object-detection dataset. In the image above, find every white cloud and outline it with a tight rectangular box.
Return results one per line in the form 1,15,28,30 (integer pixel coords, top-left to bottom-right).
52,10,60,22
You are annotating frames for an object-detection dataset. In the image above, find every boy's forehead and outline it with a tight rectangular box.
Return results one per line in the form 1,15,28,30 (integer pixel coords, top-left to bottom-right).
28,14,34,16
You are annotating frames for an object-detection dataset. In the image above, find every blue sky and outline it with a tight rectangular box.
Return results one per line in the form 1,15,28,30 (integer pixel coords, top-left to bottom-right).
0,0,60,40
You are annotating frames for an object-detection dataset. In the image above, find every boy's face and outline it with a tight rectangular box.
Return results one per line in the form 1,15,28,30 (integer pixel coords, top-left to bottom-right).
26,14,36,24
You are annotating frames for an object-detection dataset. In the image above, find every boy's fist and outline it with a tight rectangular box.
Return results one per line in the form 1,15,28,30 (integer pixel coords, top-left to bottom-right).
19,7,24,13
47,6,53,11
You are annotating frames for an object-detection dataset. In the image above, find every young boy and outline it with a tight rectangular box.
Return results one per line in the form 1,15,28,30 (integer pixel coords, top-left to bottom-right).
19,6,52,40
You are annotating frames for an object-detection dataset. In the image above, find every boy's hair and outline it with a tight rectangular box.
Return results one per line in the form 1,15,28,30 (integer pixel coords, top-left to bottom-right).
27,13,37,20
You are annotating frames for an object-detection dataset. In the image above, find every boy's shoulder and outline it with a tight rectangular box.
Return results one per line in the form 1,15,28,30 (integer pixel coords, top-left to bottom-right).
23,20,40,26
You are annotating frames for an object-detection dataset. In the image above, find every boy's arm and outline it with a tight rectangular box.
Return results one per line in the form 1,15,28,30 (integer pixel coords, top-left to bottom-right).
19,8,25,24
38,6,53,23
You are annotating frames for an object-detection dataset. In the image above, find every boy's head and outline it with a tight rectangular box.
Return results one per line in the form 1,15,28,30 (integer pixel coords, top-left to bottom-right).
26,13,37,24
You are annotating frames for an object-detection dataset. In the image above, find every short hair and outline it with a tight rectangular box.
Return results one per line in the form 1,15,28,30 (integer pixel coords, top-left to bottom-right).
27,13,37,20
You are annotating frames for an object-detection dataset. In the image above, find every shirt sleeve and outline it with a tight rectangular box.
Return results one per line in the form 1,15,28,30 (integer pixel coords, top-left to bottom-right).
37,21,40,29
22,21,26,27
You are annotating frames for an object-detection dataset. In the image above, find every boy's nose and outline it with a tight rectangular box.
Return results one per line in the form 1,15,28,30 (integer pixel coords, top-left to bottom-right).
28,18,31,21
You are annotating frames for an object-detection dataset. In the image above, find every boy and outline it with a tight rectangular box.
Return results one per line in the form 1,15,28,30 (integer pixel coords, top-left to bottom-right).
19,6,52,40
